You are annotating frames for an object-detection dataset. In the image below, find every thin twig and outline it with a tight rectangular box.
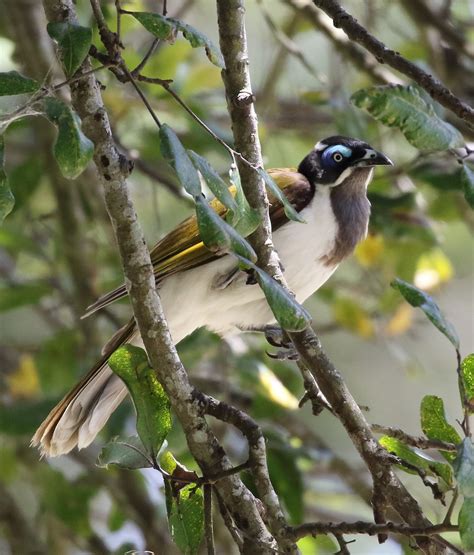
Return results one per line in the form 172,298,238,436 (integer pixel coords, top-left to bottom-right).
288,521,459,541
258,0,326,84
213,489,243,550
443,488,459,525
120,65,162,128
372,424,458,452
204,484,216,555
334,534,352,555
115,0,122,43
131,38,160,76
0,63,110,126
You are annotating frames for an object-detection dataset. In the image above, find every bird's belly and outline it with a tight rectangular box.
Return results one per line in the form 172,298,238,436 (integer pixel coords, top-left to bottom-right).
159,189,338,341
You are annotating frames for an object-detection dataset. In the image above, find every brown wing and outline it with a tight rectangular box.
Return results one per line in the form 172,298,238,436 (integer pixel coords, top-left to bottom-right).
82,169,312,317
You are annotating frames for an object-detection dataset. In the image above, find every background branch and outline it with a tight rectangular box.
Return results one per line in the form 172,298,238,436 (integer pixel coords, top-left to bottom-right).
312,0,474,128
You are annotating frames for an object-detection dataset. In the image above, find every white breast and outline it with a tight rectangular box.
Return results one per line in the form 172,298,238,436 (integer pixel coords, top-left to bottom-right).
273,186,338,302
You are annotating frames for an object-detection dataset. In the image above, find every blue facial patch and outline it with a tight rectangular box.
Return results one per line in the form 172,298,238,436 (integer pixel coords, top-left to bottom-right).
321,145,352,167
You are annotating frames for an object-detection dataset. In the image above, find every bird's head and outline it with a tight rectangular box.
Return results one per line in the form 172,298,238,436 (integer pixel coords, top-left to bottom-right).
298,136,392,187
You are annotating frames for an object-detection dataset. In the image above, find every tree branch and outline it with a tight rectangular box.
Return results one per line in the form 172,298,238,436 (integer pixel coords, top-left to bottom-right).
216,1,450,553
289,520,459,541
287,331,449,554
311,0,474,128
216,0,287,288
41,2,281,553
204,394,297,553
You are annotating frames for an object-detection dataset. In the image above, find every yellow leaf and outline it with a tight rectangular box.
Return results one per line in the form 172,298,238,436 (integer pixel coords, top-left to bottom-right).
385,303,414,336
333,298,374,338
414,249,454,290
6,354,40,399
258,364,299,410
355,234,384,267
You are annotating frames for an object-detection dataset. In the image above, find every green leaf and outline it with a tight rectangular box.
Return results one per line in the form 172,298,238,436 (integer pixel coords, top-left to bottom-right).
168,483,204,555
228,164,260,237
130,11,176,40
460,164,474,209
97,435,152,470
454,438,474,497
160,452,203,555
47,22,92,77
351,85,464,151
391,278,459,350
187,150,237,213
43,97,94,179
195,195,256,261
172,19,224,68
461,354,474,413
0,71,40,97
379,435,453,486
459,497,474,551
420,395,461,462
257,168,305,223
129,12,224,67
159,124,202,197
108,345,172,459
0,137,14,223
237,256,311,332
0,282,51,312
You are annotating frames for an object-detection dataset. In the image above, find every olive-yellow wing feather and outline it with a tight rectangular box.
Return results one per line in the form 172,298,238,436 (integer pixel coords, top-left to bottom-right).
83,169,311,317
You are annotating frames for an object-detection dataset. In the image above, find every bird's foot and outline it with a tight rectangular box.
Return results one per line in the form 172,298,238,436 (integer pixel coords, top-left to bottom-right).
263,325,291,348
263,325,300,361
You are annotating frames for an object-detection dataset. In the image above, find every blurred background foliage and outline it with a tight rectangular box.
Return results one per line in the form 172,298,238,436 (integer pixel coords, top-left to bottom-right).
0,0,473,553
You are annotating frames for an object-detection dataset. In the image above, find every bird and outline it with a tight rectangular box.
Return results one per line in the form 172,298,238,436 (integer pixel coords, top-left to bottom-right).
32,136,392,457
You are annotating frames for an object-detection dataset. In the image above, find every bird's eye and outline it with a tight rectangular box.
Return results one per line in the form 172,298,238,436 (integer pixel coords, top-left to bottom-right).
333,152,343,163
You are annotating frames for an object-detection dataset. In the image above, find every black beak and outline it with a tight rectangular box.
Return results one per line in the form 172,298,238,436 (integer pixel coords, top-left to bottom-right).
356,149,393,167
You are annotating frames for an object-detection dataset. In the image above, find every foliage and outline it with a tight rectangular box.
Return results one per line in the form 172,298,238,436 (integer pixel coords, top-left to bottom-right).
1,1,473,554
351,85,464,151
46,22,92,77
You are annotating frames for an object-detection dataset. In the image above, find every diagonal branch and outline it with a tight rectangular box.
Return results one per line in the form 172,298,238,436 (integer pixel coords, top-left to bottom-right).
311,0,474,128
289,520,459,541
215,1,451,553
41,1,281,553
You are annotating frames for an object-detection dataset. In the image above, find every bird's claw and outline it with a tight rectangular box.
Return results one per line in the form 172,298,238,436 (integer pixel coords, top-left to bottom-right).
263,326,299,360
264,325,292,349
266,347,300,361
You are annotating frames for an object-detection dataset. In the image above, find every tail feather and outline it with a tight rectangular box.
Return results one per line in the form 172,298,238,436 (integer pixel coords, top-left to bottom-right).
32,320,137,457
